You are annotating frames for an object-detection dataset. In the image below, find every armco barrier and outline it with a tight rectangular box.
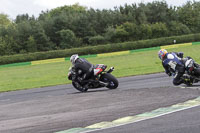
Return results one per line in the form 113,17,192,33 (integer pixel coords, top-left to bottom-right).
0,42,200,68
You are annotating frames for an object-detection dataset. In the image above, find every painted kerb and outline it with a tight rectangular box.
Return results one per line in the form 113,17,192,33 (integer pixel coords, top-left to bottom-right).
0,42,200,68
0,62,31,68
55,96,200,133
32,58,65,65
160,43,192,49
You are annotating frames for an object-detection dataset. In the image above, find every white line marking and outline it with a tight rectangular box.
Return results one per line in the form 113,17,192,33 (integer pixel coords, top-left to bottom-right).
178,86,200,90
82,104,200,133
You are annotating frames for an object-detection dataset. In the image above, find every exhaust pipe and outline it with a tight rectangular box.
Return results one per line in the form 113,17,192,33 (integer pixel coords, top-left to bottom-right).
107,67,114,73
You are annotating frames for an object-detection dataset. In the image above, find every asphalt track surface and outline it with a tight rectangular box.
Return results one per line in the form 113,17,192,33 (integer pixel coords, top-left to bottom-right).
0,73,200,133
91,105,200,133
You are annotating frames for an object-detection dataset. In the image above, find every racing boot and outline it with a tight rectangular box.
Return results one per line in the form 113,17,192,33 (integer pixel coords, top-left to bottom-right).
183,75,193,86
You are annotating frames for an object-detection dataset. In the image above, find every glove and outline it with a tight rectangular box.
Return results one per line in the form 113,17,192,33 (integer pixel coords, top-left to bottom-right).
178,52,184,58
78,69,82,75
167,72,172,76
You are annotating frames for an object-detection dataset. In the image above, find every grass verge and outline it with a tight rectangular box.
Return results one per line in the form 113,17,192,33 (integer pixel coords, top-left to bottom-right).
0,45,200,92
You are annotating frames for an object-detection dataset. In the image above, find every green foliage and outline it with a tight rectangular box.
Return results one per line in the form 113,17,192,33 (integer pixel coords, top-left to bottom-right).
32,22,54,51
1,44,200,92
168,21,191,36
58,29,77,48
115,26,129,42
177,1,200,32
0,13,11,27
88,35,105,45
1,1,200,57
119,22,139,41
26,36,37,52
15,14,35,24
151,22,169,38
0,33,200,65
104,26,117,43
145,1,170,24
49,3,87,17
138,24,152,39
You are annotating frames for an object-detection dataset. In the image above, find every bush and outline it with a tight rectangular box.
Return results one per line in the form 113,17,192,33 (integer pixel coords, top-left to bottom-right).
0,33,200,65
88,35,106,45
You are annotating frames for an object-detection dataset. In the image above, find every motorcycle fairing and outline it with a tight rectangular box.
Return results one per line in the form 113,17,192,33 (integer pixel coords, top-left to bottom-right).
94,68,103,76
93,64,107,76
163,53,183,71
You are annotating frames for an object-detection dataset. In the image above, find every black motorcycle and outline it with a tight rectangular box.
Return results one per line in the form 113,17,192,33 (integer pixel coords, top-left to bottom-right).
181,57,200,86
68,64,119,92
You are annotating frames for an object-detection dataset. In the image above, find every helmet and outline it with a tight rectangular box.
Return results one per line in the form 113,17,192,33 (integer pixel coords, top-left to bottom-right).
158,49,168,60
70,54,79,65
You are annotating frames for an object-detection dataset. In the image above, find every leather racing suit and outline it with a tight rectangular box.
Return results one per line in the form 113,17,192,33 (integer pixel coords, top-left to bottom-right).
162,52,185,85
73,58,94,82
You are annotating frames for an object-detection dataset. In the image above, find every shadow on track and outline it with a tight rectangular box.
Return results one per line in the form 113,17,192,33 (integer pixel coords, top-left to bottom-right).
70,88,112,94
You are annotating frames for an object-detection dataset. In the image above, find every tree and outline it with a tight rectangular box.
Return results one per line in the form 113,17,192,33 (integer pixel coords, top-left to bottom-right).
121,22,139,40
0,35,19,55
168,21,191,36
115,26,129,42
15,14,29,23
177,1,200,32
151,22,169,38
112,22,139,42
145,1,170,23
0,24,21,54
89,35,105,45
135,3,148,24
138,24,152,39
104,26,117,43
49,3,87,17
0,13,11,28
58,29,77,49
16,21,32,51
32,22,53,51
0,1,199,56
26,36,37,52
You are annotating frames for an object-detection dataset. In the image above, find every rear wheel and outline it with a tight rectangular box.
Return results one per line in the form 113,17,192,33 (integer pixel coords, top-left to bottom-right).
194,68,200,76
100,73,118,89
72,81,88,92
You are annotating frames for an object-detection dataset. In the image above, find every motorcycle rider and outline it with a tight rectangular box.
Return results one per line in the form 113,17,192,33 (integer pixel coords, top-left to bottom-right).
158,49,190,85
70,54,94,90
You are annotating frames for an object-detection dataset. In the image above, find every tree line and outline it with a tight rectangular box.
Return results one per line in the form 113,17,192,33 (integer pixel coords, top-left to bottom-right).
0,1,200,56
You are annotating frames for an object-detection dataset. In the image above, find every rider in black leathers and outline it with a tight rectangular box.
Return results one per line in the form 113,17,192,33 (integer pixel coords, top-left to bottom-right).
70,54,94,89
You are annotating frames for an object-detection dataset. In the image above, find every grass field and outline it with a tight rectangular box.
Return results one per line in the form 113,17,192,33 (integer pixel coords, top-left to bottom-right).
0,45,200,92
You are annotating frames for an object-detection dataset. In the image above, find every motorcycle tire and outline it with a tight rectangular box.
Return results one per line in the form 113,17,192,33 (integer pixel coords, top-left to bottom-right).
100,73,118,89
194,68,200,76
72,81,88,92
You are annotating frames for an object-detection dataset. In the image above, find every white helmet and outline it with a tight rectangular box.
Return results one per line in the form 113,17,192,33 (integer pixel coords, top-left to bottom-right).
70,54,79,65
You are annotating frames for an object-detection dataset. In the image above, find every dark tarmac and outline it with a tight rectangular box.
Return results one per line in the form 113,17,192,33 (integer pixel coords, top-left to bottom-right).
0,73,199,133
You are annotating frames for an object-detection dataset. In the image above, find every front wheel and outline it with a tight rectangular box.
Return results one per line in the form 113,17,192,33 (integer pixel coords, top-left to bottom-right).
100,73,118,89
72,81,88,92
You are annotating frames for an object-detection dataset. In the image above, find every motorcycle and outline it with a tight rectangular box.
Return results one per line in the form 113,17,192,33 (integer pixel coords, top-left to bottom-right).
68,64,119,92
181,57,200,86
